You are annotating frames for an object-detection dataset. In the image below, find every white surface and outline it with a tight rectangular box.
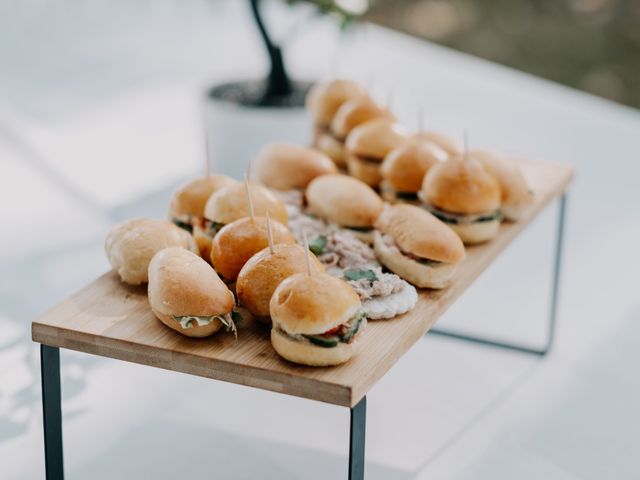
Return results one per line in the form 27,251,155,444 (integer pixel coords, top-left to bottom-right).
1,1,640,479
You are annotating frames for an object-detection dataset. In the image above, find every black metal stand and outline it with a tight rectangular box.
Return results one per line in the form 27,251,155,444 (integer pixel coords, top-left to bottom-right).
41,344,64,480
349,396,367,480
429,194,567,356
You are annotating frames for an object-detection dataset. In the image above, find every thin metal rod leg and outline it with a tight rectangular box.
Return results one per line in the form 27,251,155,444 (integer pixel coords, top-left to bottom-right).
349,396,366,480
428,194,568,356
41,344,64,480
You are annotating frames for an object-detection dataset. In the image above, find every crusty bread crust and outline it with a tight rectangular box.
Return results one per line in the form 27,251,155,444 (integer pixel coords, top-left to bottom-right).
204,182,288,226
345,118,406,159
255,143,337,191
330,97,394,139
306,80,367,128
147,247,235,337
373,232,458,289
236,244,324,318
449,219,500,244
105,218,197,285
210,217,296,281
421,154,501,214
271,328,357,366
346,153,383,188
168,175,237,221
306,174,383,227
375,204,465,264
270,273,361,335
381,139,447,192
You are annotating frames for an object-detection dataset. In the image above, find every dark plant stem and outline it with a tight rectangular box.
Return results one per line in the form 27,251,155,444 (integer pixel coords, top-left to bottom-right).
249,0,293,97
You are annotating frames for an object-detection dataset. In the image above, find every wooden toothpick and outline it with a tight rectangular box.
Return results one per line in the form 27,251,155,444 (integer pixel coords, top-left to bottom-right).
244,173,255,221
302,230,312,277
266,210,275,255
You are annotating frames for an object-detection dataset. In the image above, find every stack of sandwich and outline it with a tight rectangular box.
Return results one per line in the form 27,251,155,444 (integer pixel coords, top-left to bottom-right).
102,77,535,369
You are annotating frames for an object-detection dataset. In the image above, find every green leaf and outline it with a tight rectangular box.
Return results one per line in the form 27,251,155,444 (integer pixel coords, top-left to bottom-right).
308,235,327,255
172,315,214,329
343,269,378,282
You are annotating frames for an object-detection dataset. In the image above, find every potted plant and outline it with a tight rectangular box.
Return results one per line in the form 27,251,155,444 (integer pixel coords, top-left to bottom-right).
205,0,368,177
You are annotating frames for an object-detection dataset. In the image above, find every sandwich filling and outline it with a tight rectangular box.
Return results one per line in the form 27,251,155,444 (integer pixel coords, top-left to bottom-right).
354,154,383,164
172,310,241,338
424,204,501,225
172,215,225,238
274,312,366,348
381,233,449,268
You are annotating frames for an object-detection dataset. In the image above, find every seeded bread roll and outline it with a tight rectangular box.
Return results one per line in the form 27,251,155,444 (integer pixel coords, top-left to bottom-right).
105,218,197,285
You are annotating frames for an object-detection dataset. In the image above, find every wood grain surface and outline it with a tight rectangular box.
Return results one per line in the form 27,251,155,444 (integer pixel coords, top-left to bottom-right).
32,159,574,407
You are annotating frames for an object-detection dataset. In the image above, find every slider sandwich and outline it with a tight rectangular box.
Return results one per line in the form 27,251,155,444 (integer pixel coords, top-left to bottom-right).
305,174,384,243
204,182,288,235
236,243,324,324
380,137,447,204
148,247,237,338
413,130,461,156
270,272,366,366
319,96,394,167
374,204,466,289
420,154,502,244
210,216,296,281
105,218,197,285
168,174,237,260
307,79,367,151
471,150,533,221
345,118,406,187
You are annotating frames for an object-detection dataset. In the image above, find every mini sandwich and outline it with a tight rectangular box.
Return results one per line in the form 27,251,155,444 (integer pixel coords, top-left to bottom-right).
168,174,237,260
307,79,367,147
148,247,237,338
374,204,466,289
236,243,324,323
471,150,533,221
210,216,296,281
318,96,394,167
105,218,197,285
413,130,461,156
254,143,337,191
204,182,288,233
380,137,447,204
305,174,384,243
270,272,366,366
345,118,406,187
420,155,502,244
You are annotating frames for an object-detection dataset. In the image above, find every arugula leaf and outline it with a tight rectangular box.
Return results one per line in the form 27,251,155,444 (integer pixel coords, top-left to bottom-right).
172,218,193,233
216,313,238,339
343,269,378,282
173,315,214,329
308,235,327,255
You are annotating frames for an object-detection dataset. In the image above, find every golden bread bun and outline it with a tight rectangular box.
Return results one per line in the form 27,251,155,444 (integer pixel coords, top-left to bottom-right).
413,131,461,155
204,182,288,226
315,132,347,167
345,118,406,159
381,138,447,193
236,244,324,319
421,154,501,214
105,218,197,285
147,247,235,337
330,96,394,140
471,150,533,221
168,175,237,221
346,153,383,187
306,80,367,127
270,272,361,335
192,224,212,261
254,143,337,190
375,204,465,264
373,231,458,289
306,174,384,227
271,328,358,366
210,216,296,281
449,219,501,245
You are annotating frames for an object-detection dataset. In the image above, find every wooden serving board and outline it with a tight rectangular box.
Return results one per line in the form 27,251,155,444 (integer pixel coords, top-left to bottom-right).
32,159,573,407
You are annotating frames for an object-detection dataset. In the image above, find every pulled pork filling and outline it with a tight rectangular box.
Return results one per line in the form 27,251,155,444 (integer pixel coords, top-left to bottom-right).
424,204,501,225
381,234,446,268
343,267,405,301
275,312,366,348
172,310,241,338
272,189,304,210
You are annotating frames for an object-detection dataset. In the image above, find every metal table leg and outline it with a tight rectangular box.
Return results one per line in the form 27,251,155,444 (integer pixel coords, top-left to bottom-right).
429,194,568,356
349,396,366,480
41,344,64,480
